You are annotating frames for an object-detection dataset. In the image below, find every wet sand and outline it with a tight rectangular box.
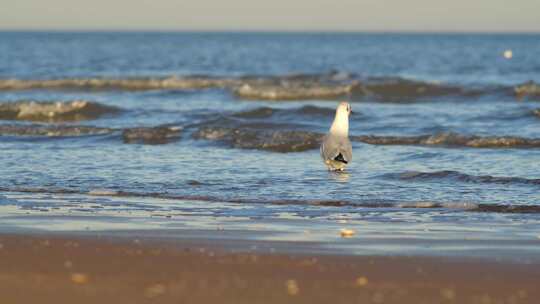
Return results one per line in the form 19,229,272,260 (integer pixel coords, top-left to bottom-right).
0,233,538,304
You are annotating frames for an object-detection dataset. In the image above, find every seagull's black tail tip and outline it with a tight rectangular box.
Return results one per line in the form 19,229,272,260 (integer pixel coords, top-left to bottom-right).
334,153,348,164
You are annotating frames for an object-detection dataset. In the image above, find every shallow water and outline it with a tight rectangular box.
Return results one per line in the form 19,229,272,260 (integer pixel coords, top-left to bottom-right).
0,32,539,257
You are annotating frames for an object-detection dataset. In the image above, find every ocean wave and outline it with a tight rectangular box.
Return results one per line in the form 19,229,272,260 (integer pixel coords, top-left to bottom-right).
359,77,476,102
232,105,335,119
193,109,330,152
1,186,540,214
0,123,181,145
194,127,540,151
354,133,540,148
384,170,540,186
193,126,321,152
0,124,114,137
232,107,276,119
122,126,182,145
0,72,524,101
232,76,478,101
0,72,347,91
0,76,234,91
0,72,362,100
2,111,538,149
0,100,120,122
472,204,540,213
515,81,540,100
233,82,359,100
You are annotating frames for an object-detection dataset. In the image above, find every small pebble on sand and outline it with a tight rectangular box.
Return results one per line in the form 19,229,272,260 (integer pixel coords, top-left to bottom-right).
355,276,368,287
144,284,166,298
286,279,299,296
440,288,456,300
70,273,89,284
372,292,384,303
340,228,355,238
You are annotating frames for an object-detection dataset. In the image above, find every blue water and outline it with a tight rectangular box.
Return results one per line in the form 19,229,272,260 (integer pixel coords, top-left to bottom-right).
0,32,539,257
1,33,539,84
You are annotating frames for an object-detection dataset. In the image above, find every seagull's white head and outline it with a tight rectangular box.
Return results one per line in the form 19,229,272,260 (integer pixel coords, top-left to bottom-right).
330,101,351,136
337,101,352,117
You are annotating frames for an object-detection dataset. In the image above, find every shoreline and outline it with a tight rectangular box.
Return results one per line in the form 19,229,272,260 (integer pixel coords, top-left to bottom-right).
1,204,540,263
0,232,538,304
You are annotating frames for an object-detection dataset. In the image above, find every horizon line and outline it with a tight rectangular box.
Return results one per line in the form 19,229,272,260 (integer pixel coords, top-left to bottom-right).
1,29,539,35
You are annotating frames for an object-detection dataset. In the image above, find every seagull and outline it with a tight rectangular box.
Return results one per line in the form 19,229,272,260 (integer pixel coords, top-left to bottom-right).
321,102,352,171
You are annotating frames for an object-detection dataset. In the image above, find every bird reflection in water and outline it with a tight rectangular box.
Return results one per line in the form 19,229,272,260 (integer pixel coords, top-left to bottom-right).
328,171,350,183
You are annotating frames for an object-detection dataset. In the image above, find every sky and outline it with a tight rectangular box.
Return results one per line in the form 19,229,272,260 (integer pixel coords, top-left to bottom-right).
1,0,539,32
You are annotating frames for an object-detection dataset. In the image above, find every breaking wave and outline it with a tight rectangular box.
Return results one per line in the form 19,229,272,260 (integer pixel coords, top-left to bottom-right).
1,186,540,214
0,100,121,122
233,82,359,100
0,72,527,101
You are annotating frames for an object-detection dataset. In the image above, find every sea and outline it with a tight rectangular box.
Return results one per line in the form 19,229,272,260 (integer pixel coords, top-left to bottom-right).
0,32,539,259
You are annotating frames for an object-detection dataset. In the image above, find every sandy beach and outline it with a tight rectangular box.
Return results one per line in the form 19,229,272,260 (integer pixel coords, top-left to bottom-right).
0,233,538,304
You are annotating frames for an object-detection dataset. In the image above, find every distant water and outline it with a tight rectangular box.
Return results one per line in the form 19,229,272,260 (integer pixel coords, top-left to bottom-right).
0,32,539,256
